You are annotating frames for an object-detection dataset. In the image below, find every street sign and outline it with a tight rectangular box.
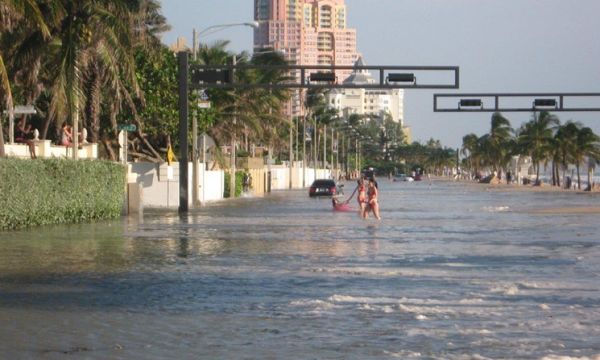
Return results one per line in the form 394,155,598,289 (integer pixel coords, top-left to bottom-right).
14,105,37,115
198,100,211,109
199,90,209,101
118,124,136,131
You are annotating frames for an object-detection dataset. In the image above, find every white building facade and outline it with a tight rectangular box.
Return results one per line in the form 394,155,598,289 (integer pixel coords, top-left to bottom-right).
327,57,411,142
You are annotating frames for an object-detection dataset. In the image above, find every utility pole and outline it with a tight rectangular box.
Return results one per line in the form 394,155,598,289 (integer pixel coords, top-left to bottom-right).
192,29,200,207
323,124,327,176
313,119,317,181
289,117,293,189
302,116,306,187
178,51,189,213
331,127,335,179
230,55,237,198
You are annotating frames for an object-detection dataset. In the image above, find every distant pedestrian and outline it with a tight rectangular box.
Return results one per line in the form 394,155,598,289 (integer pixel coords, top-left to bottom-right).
243,171,252,193
14,118,37,159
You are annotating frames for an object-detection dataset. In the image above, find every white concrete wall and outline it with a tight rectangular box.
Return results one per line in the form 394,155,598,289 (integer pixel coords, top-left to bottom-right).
5,140,97,159
129,162,225,208
200,168,224,203
129,161,333,207
270,163,331,190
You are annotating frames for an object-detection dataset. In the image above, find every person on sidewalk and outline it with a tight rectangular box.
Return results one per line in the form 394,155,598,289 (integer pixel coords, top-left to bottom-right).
14,118,37,159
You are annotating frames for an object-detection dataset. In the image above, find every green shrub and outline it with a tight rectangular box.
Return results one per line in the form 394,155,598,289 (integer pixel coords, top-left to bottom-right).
223,170,244,198
0,158,126,230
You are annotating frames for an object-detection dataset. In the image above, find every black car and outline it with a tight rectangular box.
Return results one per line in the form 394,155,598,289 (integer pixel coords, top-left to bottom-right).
309,179,340,197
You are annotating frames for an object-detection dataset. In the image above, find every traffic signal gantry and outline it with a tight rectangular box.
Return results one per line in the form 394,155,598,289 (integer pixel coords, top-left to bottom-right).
177,51,460,212
433,92,600,112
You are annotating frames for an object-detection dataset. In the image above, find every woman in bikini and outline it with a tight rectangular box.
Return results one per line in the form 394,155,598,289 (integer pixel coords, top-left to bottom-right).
365,179,381,220
357,178,367,218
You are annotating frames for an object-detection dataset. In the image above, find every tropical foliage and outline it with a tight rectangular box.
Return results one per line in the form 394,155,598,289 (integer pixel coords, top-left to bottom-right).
461,111,600,189
0,157,125,229
0,1,291,165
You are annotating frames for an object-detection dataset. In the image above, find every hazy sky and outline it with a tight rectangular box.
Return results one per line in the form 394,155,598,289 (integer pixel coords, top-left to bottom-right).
159,0,600,148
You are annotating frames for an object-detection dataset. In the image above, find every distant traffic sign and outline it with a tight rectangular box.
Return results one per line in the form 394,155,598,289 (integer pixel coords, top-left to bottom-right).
198,100,211,109
199,90,209,101
118,124,136,131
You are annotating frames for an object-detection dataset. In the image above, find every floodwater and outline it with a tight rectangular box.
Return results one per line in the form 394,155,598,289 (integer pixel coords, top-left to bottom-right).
1,180,599,359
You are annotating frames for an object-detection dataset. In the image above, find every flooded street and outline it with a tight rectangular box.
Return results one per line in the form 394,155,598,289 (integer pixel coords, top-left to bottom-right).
1,180,600,359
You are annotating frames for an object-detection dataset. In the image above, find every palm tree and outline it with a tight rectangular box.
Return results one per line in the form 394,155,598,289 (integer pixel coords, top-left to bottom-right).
517,111,559,184
461,133,479,178
554,121,578,188
487,112,513,177
44,0,144,159
0,0,52,157
239,50,290,156
572,126,600,189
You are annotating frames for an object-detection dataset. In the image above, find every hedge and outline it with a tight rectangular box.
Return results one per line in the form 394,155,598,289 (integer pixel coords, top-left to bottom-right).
223,171,244,198
0,158,126,230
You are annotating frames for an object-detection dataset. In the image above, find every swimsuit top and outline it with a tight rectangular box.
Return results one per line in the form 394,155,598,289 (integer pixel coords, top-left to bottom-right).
357,185,366,200
368,187,378,201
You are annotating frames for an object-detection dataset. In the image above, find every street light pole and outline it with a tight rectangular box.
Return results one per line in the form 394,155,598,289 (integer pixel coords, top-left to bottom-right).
302,116,306,187
190,22,258,202
178,51,189,213
289,118,293,189
230,55,237,198
323,124,327,176
355,138,358,174
332,127,335,180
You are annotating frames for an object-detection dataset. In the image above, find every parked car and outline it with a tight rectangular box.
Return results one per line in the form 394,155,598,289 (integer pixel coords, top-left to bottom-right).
309,179,341,197
393,174,414,182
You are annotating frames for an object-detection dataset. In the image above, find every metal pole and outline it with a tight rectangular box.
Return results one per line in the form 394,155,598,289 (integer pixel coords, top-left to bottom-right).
202,133,206,203
355,138,358,174
323,124,327,175
192,29,199,207
302,116,306,188
192,105,199,207
294,117,298,187
192,29,197,61
313,119,317,180
178,51,189,213
331,127,335,179
289,117,293,189
267,89,272,193
230,55,237,198
123,130,128,164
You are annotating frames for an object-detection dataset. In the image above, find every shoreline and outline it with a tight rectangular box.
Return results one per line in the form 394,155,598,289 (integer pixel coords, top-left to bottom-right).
430,175,600,194
429,176,600,214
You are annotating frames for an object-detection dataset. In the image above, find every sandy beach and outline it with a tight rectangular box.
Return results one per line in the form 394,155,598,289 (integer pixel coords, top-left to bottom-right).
430,176,600,214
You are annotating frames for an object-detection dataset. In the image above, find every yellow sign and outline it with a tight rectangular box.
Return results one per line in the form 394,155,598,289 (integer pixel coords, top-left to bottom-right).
167,145,175,165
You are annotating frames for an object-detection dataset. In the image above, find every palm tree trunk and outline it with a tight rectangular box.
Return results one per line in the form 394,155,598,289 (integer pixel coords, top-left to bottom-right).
587,167,593,191
87,63,102,143
576,164,581,190
536,162,541,185
561,162,566,189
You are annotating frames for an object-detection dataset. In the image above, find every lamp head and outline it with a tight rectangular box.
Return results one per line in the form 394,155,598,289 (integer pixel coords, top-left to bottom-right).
246,21,260,29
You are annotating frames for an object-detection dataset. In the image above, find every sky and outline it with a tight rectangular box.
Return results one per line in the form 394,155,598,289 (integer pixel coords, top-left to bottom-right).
159,0,600,148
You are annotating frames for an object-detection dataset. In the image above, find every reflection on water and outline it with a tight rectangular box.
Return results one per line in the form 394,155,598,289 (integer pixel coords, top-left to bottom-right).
1,180,600,359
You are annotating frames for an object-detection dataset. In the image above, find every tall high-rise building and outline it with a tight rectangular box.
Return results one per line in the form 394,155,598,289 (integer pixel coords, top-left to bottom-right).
254,0,360,116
